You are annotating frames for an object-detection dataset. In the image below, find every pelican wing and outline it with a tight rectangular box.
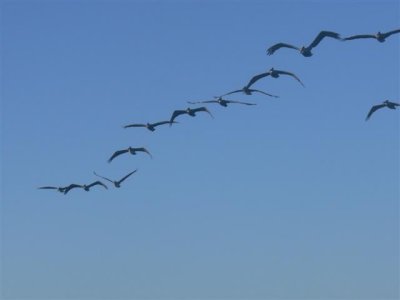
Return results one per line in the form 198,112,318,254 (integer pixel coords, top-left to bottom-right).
123,123,146,129
388,101,400,106
245,72,271,88
135,147,153,158
267,43,300,55
152,121,172,127
38,186,58,190
118,170,138,184
187,100,217,104
108,149,129,163
93,171,114,184
275,70,305,87
192,106,214,118
308,31,341,48
87,181,108,190
383,29,400,38
64,184,83,194
226,100,256,106
249,89,279,98
170,110,187,124
219,89,243,97
366,104,386,120
342,34,376,41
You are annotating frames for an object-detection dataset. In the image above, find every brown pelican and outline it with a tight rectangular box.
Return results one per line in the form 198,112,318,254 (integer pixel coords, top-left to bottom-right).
94,170,137,188
343,29,400,42
108,147,152,163
366,100,399,120
63,181,108,194
187,97,256,107
169,107,213,124
246,67,304,88
220,86,279,98
38,186,67,193
267,31,341,57
123,121,177,131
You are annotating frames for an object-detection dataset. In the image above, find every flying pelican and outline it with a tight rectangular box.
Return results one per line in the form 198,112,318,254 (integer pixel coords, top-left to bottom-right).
63,181,108,194
220,86,279,98
187,97,256,107
93,170,137,188
123,121,177,131
366,100,399,120
169,107,213,124
38,186,67,193
267,31,341,57
108,147,152,163
343,29,400,42
246,67,304,88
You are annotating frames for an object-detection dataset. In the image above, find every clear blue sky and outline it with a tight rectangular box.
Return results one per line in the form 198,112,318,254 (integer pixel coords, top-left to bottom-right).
1,0,399,299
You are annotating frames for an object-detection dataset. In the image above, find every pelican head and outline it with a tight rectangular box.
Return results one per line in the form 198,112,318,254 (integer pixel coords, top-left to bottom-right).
243,86,251,94
300,46,312,57
376,32,385,42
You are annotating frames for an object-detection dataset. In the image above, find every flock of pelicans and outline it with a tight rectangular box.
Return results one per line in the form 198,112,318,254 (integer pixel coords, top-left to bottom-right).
39,28,400,194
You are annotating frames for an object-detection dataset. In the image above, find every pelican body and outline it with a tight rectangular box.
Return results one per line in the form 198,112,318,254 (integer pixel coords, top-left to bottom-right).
94,170,137,188
267,31,341,57
366,100,399,120
343,29,400,43
187,97,256,107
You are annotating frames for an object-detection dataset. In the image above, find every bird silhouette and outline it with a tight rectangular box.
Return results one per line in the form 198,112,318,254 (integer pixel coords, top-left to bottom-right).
123,121,177,131
169,107,213,124
366,100,399,120
93,170,137,188
187,97,256,107
246,67,304,88
343,29,400,42
38,186,67,193
220,86,279,98
108,147,152,163
63,181,108,194
267,31,341,57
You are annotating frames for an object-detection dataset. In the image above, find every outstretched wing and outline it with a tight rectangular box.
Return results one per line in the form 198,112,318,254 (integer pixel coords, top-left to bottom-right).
87,181,108,190
308,31,341,49
108,149,129,163
187,100,217,105
38,186,58,190
135,147,153,158
249,89,279,98
192,106,214,118
219,89,243,97
64,184,82,194
383,29,400,39
366,104,386,121
226,100,257,106
275,70,305,87
170,110,187,124
342,34,376,41
267,43,300,55
93,171,114,184
245,72,271,88
152,121,172,127
388,101,400,106
118,170,138,184
123,123,146,129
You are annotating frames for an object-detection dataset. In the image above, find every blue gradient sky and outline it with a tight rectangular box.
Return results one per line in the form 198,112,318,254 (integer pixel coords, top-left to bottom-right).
1,0,399,299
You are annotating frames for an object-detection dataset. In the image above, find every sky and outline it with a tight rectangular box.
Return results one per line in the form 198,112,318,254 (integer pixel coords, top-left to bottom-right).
1,0,399,299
